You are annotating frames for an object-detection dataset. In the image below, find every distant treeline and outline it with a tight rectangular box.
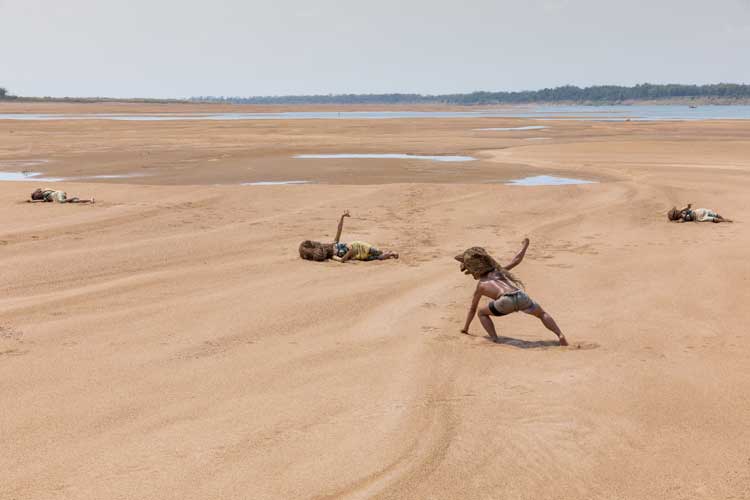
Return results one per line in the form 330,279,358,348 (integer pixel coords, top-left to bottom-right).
0,86,184,104
191,83,750,105
4,83,750,105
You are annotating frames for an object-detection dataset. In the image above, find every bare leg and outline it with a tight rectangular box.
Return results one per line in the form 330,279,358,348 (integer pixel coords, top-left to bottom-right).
714,216,732,223
477,304,499,342
376,251,399,260
67,197,95,204
523,303,568,346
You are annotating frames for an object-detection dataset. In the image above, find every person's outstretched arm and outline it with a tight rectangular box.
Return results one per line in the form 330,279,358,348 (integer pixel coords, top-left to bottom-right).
332,248,354,263
333,210,350,244
504,238,530,271
461,285,482,334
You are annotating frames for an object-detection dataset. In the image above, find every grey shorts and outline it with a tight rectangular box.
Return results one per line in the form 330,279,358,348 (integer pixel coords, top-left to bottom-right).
488,290,535,316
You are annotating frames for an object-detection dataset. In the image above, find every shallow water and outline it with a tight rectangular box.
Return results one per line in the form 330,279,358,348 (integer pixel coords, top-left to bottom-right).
0,170,148,182
0,171,64,182
241,180,312,186
474,126,547,131
295,153,476,162
505,175,596,186
3,105,750,121
76,173,148,179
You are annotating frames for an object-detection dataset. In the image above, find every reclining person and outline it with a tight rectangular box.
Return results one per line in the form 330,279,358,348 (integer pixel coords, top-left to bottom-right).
28,188,94,204
668,203,731,223
457,239,567,346
298,210,398,263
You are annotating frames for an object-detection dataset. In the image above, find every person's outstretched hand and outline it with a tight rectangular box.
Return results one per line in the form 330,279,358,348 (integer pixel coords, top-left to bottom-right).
522,237,530,246
343,210,351,217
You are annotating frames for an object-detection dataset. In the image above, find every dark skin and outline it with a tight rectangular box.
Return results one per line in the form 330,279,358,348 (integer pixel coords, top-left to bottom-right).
333,210,349,244
460,238,568,346
330,210,399,263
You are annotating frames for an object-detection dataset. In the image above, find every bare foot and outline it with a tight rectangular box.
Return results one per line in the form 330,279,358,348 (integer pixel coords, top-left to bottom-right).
558,335,569,346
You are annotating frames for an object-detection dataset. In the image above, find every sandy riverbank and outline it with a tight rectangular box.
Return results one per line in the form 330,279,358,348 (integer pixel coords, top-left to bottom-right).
2,106,749,499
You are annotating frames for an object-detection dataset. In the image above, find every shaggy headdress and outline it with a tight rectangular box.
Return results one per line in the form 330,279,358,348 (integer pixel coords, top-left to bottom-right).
667,207,680,221
454,246,499,276
299,240,334,261
454,246,524,287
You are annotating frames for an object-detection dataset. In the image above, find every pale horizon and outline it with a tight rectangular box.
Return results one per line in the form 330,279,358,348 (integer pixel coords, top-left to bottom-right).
2,0,750,99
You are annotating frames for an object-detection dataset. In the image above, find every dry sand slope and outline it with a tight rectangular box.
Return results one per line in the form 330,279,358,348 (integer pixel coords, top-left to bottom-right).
2,111,750,499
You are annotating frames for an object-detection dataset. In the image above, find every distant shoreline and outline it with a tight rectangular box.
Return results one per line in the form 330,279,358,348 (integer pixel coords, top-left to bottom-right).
2,97,750,107
3,83,750,107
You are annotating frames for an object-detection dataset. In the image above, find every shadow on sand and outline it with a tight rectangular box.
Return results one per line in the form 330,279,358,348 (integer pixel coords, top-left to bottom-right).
491,336,561,349
463,331,561,349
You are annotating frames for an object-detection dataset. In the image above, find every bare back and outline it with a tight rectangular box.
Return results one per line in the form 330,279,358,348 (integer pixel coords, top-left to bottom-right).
476,270,520,300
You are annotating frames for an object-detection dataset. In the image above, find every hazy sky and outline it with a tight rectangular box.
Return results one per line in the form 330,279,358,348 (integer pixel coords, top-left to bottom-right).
2,0,749,98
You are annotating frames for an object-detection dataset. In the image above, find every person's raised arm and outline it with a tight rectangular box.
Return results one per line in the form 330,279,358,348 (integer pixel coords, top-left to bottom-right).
504,238,530,271
461,284,482,334
333,210,350,244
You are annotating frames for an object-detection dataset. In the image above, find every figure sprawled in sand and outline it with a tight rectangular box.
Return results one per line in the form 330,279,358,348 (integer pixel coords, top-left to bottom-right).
28,188,95,204
457,239,568,346
299,210,399,263
668,204,731,223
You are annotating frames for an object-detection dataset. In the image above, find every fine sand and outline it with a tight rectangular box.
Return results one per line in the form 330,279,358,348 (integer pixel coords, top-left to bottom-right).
2,104,750,500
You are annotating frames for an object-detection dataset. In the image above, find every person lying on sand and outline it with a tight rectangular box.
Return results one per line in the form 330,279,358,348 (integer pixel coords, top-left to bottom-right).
668,204,731,223
28,188,95,204
298,210,399,263
457,239,568,346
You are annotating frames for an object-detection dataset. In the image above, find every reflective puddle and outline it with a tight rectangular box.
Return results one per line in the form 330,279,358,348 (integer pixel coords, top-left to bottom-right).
0,171,64,182
295,153,476,162
241,180,312,186
0,169,148,182
75,174,148,180
474,126,547,131
505,175,596,186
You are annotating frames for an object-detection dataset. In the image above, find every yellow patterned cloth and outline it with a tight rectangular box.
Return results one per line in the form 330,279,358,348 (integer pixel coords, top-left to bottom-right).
349,241,373,260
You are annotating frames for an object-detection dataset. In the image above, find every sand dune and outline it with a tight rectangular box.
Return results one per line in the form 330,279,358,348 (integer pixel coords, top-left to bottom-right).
2,107,750,499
